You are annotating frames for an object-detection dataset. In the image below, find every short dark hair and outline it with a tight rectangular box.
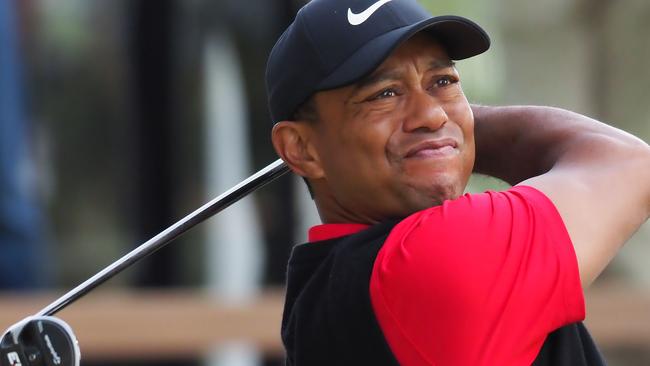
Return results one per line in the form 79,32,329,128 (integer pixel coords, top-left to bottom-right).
292,96,319,123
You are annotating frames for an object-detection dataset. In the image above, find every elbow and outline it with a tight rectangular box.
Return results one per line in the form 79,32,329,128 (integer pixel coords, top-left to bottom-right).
612,134,650,219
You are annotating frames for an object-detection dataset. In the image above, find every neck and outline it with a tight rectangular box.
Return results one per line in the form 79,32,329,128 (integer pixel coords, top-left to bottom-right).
313,191,381,225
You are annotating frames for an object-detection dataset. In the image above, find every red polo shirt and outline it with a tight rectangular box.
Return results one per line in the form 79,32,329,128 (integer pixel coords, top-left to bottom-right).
308,185,585,366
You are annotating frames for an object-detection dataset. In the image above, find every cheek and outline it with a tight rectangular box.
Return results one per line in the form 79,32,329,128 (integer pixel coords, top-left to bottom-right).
317,124,391,182
458,125,476,193
463,140,475,177
341,117,396,163
448,93,473,123
442,97,475,187
449,97,475,147
460,107,475,173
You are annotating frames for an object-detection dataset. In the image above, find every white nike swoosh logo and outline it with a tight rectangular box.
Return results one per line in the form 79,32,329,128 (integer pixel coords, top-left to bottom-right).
347,0,394,26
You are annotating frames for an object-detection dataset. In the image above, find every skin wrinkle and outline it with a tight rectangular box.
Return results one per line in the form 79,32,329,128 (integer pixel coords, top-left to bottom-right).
348,60,458,104
271,10,650,363
334,36,469,222
273,33,475,224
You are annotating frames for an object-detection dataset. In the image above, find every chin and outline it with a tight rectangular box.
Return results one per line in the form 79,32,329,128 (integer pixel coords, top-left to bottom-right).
395,168,471,216
429,184,463,205
409,159,470,197
397,183,461,217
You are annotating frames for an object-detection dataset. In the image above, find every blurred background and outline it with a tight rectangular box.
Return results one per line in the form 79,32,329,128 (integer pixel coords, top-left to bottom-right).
0,0,648,365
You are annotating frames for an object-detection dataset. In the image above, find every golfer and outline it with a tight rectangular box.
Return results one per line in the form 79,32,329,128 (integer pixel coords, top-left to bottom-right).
265,0,650,365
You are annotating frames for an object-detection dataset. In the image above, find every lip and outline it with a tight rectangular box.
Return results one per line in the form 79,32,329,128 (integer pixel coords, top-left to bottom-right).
404,138,459,159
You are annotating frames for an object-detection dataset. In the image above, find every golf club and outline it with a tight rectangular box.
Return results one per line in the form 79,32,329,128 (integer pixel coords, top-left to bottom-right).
0,158,290,366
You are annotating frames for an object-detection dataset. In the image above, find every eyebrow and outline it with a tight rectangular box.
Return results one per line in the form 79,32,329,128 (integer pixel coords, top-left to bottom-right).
351,59,456,93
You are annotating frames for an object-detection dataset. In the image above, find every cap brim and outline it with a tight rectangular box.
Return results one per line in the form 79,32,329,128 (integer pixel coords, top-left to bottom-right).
318,15,490,91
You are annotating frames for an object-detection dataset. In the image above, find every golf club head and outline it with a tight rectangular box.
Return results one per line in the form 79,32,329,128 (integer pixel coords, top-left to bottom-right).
0,316,79,366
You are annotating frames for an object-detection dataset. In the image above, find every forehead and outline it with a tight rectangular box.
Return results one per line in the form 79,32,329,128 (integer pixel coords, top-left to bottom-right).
352,35,452,90
311,33,453,111
336,34,451,96
364,33,451,79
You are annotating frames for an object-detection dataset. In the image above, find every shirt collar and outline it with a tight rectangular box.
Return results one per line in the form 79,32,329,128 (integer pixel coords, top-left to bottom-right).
308,223,370,242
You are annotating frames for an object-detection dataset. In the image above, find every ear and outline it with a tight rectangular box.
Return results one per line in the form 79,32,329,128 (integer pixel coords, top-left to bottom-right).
272,121,325,179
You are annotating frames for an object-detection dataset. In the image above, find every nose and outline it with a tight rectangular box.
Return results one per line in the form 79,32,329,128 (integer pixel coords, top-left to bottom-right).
402,90,448,133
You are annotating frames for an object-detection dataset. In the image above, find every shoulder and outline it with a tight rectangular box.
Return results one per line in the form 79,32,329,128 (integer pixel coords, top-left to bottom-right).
369,186,584,364
373,186,575,304
387,185,566,249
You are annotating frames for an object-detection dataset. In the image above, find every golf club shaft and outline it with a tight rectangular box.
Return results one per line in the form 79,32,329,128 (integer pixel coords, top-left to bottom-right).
37,159,290,317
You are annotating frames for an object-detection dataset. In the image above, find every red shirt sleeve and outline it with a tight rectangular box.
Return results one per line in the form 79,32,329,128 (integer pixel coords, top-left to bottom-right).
369,185,585,366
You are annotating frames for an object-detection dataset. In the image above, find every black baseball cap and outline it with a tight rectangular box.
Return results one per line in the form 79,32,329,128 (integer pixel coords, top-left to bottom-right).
265,0,490,123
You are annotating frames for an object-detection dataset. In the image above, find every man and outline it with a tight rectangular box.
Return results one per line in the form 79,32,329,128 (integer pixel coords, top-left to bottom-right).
265,0,650,365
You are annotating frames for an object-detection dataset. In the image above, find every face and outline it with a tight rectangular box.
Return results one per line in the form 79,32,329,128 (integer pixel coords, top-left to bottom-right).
301,34,475,223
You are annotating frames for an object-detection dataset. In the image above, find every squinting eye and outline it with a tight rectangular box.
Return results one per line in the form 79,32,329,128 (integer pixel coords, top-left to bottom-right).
435,76,457,87
376,89,397,99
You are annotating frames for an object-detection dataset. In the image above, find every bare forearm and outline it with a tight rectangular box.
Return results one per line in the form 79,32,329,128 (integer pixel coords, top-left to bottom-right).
472,105,650,187
473,105,650,287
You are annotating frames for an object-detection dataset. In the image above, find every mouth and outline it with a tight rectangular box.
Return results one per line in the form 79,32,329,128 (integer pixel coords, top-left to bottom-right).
404,138,459,159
